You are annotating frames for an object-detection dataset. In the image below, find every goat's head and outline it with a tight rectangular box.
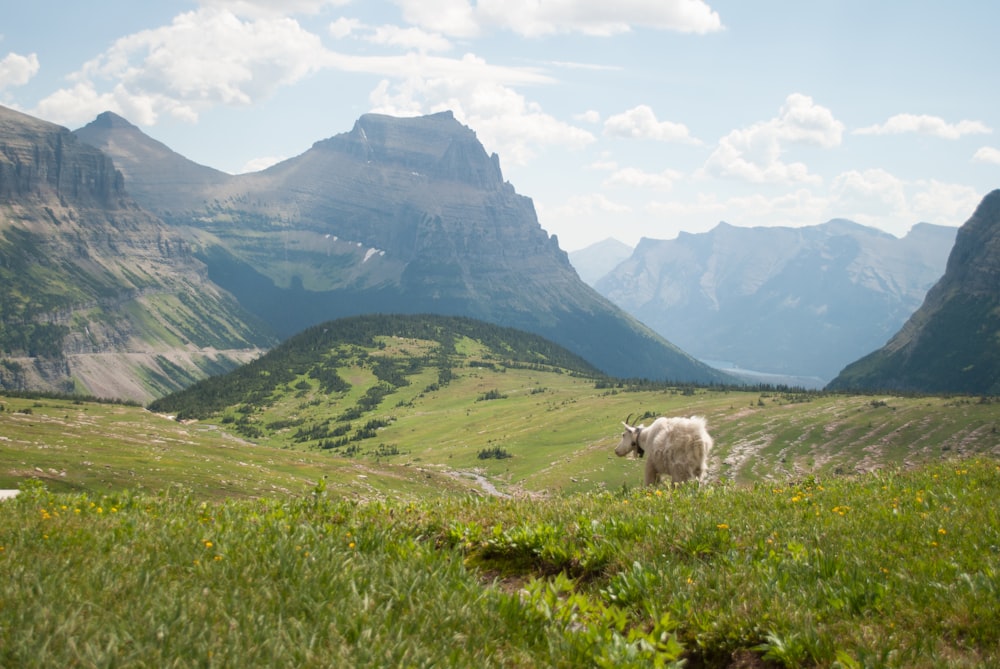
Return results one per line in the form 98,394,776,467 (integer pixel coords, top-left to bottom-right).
614,413,645,458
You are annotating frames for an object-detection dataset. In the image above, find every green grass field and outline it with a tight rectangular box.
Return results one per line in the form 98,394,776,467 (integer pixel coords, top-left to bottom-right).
2,458,998,667
3,367,999,500
3,349,1000,667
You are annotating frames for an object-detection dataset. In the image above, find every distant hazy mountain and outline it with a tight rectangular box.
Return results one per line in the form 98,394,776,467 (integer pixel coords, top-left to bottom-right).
594,220,955,382
0,105,273,401
569,238,633,285
76,111,727,384
828,190,1000,394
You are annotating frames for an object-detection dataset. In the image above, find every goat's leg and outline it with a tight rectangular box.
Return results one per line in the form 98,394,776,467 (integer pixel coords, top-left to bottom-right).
644,461,658,486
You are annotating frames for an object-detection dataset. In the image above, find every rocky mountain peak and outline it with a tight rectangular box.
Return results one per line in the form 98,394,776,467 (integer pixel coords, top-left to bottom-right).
89,111,140,131
315,111,504,189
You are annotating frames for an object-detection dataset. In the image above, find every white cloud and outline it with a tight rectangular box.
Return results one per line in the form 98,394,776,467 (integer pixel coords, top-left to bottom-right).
329,17,362,38
854,113,992,139
910,180,983,226
588,157,618,171
369,25,453,52
369,75,593,164
0,52,40,90
478,0,723,37
394,0,723,37
603,167,682,190
394,0,481,38
777,93,844,148
548,60,621,72
701,93,843,185
575,109,601,124
33,8,328,126
197,0,350,17
973,146,1000,165
328,50,552,87
826,172,979,231
830,169,907,218
603,105,698,143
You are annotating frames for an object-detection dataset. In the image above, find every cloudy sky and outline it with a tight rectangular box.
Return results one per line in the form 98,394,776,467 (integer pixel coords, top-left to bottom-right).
2,1,998,251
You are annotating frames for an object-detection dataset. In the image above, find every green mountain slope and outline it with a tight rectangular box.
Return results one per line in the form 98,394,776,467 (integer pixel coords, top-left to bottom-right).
135,314,1000,498
148,313,602,420
828,189,1000,394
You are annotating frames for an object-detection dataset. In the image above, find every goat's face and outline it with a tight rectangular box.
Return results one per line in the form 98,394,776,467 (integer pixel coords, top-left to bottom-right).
615,423,641,457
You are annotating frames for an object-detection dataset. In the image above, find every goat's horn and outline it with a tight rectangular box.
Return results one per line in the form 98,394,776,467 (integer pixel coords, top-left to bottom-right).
624,413,635,426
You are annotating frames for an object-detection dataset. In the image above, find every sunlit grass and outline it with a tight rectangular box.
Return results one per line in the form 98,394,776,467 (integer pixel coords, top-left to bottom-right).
3,458,998,667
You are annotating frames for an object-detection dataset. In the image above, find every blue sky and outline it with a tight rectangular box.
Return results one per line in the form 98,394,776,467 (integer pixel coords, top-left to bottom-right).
2,0,998,251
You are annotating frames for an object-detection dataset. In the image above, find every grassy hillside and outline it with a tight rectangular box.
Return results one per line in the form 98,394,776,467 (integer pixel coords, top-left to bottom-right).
2,458,998,667
3,363,999,500
4,313,1000,666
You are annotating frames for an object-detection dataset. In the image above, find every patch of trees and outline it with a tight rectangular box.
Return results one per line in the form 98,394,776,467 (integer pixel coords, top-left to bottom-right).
477,389,507,401
316,417,396,451
478,446,512,460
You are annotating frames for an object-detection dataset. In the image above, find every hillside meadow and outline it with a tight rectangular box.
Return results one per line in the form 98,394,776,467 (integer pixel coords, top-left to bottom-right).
3,345,1000,667
3,365,999,500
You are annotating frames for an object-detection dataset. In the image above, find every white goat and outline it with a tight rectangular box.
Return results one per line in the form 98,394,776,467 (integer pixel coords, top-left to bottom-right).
614,415,713,486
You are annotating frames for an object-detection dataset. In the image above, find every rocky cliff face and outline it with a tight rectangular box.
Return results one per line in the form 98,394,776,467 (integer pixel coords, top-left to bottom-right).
1,108,124,206
0,105,273,401
593,220,955,382
78,110,725,383
828,189,1000,394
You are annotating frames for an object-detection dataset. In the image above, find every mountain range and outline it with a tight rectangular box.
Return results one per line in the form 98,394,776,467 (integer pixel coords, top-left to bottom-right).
1,105,727,401
585,220,956,384
4,101,997,399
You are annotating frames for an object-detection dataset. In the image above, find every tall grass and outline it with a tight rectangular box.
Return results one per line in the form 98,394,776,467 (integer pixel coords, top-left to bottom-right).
3,458,999,667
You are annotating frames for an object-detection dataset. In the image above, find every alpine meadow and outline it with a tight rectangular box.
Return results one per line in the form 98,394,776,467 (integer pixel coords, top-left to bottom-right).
3,314,1000,667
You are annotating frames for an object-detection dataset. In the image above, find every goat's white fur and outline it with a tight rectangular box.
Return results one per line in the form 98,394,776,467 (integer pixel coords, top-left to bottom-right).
614,416,713,486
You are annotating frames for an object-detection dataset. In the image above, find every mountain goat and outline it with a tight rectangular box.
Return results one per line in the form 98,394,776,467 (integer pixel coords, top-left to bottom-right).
614,414,713,486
